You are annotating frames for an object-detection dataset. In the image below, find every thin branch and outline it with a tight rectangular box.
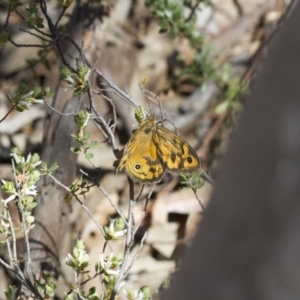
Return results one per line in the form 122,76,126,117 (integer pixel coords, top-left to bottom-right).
7,38,52,48
44,99,77,116
133,185,154,237
201,169,214,186
11,160,36,280
13,263,43,299
94,92,118,134
98,185,128,228
13,8,52,38
95,68,139,108
8,161,19,262
0,257,13,270
2,2,50,52
110,177,135,300
79,271,102,286
92,112,118,152
123,231,147,277
192,188,205,212
63,33,90,67
0,103,18,123
55,5,68,27
48,173,113,252
185,0,203,22
2,1,12,30
78,169,128,227
85,84,118,151
40,0,78,72
135,185,145,202
74,271,86,300
55,41,77,73
19,28,53,43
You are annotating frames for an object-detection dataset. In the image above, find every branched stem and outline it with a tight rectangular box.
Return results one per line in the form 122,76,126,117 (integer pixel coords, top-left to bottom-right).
48,174,113,252
110,177,135,300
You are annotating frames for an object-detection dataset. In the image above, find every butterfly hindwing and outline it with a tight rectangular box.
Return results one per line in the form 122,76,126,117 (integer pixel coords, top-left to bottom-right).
155,125,200,173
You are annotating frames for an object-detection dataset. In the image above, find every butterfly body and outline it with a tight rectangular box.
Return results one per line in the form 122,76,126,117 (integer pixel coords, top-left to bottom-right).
117,117,200,184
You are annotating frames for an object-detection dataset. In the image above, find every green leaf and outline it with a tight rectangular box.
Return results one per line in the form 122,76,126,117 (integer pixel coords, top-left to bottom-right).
48,162,59,173
71,147,82,154
4,285,18,300
85,142,98,150
0,32,8,45
41,272,51,281
85,152,94,159
83,131,92,139
45,282,56,296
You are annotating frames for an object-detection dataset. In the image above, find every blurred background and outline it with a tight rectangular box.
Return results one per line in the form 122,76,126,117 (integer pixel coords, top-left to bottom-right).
0,0,292,298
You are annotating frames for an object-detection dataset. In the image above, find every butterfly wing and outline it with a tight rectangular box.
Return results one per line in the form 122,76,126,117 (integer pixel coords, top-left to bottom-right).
117,120,165,183
154,125,200,173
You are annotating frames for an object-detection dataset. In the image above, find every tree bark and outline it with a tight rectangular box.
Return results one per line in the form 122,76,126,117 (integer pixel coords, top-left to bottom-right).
164,2,300,300
26,3,97,279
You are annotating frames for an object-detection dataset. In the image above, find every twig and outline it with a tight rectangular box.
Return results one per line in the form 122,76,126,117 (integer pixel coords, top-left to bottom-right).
78,169,128,228
192,188,205,212
110,177,135,300
74,271,86,300
135,185,145,202
123,231,147,277
48,173,113,252
133,185,154,237
185,0,203,22
43,99,77,116
0,103,18,123
6,38,52,48
13,8,52,38
2,1,12,30
85,85,118,152
19,28,53,43
95,68,139,108
55,5,68,27
0,257,13,270
94,92,118,133
11,160,36,280
201,169,214,187
9,161,20,262
13,263,43,299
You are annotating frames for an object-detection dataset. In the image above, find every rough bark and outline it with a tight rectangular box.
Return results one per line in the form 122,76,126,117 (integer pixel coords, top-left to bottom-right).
26,3,96,279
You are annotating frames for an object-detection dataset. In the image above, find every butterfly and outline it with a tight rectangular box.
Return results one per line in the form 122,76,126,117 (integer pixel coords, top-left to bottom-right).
116,116,200,184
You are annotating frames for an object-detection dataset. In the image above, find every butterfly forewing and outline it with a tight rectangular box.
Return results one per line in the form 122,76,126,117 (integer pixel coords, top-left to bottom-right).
118,118,166,183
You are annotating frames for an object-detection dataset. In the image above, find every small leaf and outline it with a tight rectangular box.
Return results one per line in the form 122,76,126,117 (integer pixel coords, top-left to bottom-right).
85,142,98,150
48,162,59,173
64,193,73,203
71,147,82,154
0,32,8,45
85,152,94,159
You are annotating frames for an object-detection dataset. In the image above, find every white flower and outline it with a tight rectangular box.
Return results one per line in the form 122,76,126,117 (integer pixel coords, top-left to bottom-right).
65,253,74,265
124,288,145,300
22,185,38,196
99,253,121,276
